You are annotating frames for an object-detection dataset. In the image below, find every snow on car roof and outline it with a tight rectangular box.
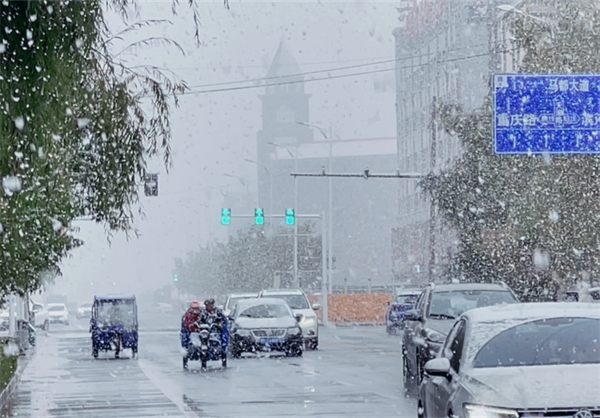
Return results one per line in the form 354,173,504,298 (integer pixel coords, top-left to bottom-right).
464,302,600,323
260,288,303,295
228,293,258,298
94,294,136,301
396,289,422,296
236,297,289,310
432,283,510,292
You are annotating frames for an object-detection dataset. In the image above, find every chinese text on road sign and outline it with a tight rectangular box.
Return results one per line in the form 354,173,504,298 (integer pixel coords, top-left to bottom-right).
494,74,600,154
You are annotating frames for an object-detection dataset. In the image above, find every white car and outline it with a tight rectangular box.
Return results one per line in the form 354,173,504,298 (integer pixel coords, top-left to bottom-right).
31,303,50,330
76,303,92,319
418,302,600,417
47,303,69,325
223,292,258,317
258,289,320,350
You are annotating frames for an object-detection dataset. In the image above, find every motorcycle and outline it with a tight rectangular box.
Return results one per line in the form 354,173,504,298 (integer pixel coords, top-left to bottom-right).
183,323,227,370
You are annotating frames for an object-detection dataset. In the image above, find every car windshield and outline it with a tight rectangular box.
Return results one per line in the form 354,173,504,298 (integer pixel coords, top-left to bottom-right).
48,306,65,312
97,301,135,326
429,290,517,319
226,296,253,311
394,295,418,305
472,317,600,368
80,303,92,309
265,295,310,310
238,304,290,319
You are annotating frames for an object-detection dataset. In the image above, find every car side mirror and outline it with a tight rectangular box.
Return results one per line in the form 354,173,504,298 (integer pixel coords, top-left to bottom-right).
295,314,303,322
228,316,234,321
424,358,451,378
311,304,321,311
404,309,422,321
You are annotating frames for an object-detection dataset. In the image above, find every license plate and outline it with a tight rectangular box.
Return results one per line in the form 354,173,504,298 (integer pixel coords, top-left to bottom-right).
260,338,281,345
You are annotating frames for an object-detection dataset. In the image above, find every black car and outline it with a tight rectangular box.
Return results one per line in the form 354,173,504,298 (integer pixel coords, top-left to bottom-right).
386,290,422,334
229,298,303,357
402,282,519,395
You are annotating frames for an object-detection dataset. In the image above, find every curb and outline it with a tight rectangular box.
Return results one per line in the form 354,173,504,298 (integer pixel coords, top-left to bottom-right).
0,346,35,412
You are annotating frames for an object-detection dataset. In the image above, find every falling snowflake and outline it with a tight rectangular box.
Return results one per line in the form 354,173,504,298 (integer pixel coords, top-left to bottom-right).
51,219,63,232
14,117,25,130
2,176,22,196
549,210,559,223
77,118,90,128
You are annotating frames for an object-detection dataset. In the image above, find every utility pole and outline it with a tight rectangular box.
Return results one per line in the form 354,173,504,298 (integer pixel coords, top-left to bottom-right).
429,96,437,283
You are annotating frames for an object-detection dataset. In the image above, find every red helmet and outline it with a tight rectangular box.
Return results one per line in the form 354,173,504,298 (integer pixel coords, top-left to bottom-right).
189,300,201,309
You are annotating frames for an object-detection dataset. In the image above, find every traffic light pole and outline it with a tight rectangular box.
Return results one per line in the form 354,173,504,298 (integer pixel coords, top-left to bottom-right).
225,212,329,326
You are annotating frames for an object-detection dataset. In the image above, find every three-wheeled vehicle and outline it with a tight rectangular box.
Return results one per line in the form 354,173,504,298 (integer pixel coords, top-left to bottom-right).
181,319,228,370
90,294,138,359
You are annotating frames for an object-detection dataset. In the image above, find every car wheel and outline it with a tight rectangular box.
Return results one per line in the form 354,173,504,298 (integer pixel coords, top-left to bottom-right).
386,326,392,334
417,400,426,418
92,348,98,359
403,347,416,396
183,356,188,370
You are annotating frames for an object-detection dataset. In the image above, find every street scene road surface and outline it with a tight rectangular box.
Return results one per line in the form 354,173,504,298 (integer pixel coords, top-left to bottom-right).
4,312,416,418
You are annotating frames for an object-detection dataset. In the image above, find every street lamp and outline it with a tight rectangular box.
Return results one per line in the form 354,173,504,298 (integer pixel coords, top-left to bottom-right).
297,122,334,306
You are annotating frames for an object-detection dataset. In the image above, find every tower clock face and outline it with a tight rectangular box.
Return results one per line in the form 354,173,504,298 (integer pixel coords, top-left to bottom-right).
276,104,295,123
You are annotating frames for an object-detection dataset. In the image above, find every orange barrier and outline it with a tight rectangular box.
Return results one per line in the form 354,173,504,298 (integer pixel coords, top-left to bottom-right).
309,294,393,324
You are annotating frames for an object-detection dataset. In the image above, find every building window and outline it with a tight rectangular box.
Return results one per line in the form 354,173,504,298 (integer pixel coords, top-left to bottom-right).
276,104,295,124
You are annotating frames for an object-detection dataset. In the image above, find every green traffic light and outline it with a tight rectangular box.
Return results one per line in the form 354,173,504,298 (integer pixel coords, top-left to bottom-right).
174,274,178,282
221,208,231,225
286,208,295,225
255,208,264,225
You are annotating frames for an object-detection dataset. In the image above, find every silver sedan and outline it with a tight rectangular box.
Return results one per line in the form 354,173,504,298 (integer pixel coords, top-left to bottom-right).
418,302,600,418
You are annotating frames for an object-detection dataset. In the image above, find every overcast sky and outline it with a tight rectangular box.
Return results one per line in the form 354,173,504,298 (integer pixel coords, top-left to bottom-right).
53,1,400,304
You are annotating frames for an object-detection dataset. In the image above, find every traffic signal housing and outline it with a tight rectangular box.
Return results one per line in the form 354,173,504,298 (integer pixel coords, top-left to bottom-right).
286,208,295,225
221,208,231,225
255,208,265,225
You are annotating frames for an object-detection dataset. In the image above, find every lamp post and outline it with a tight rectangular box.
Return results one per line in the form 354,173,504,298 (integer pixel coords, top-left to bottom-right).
297,122,334,300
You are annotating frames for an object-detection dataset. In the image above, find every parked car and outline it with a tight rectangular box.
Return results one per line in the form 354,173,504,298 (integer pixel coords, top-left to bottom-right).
76,303,93,319
386,289,422,334
0,310,11,331
229,298,303,358
258,289,320,350
223,292,258,317
403,282,519,394
30,302,50,330
47,303,69,325
418,302,600,418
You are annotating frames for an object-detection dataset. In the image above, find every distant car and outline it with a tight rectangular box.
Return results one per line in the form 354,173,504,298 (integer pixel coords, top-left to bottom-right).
157,302,173,314
229,298,303,358
403,282,519,394
76,303,93,319
386,289,422,334
0,310,11,331
47,303,69,325
588,287,600,303
31,303,50,330
418,302,600,418
223,292,258,317
258,289,320,350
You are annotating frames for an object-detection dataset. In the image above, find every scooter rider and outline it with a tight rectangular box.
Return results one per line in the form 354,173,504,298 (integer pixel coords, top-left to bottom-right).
200,298,228,350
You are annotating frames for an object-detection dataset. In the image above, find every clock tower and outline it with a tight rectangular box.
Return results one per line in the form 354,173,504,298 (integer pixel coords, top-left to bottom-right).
256,39,313,215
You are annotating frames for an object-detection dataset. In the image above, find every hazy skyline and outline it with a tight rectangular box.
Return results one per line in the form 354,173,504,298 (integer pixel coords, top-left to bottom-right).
54,1,400,302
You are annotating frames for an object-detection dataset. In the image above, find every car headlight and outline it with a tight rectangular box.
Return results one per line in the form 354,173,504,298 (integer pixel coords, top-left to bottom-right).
423,328,445,343
463,404,519,418
287,326,301,335
300,316,317,326
236,329,251,337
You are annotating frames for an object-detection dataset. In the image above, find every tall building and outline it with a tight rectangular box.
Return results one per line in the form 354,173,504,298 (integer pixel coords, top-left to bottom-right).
392,0,499,285
256,39,398,290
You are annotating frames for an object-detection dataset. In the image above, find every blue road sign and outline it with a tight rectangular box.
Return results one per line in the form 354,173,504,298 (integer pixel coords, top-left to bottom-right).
494,74,600,154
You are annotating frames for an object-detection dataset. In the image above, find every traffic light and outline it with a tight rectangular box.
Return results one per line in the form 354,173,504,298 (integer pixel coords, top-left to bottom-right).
174,274,178,282
286,208,295,225
221,208,231,225
255,208,265,225
144,173,158,196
